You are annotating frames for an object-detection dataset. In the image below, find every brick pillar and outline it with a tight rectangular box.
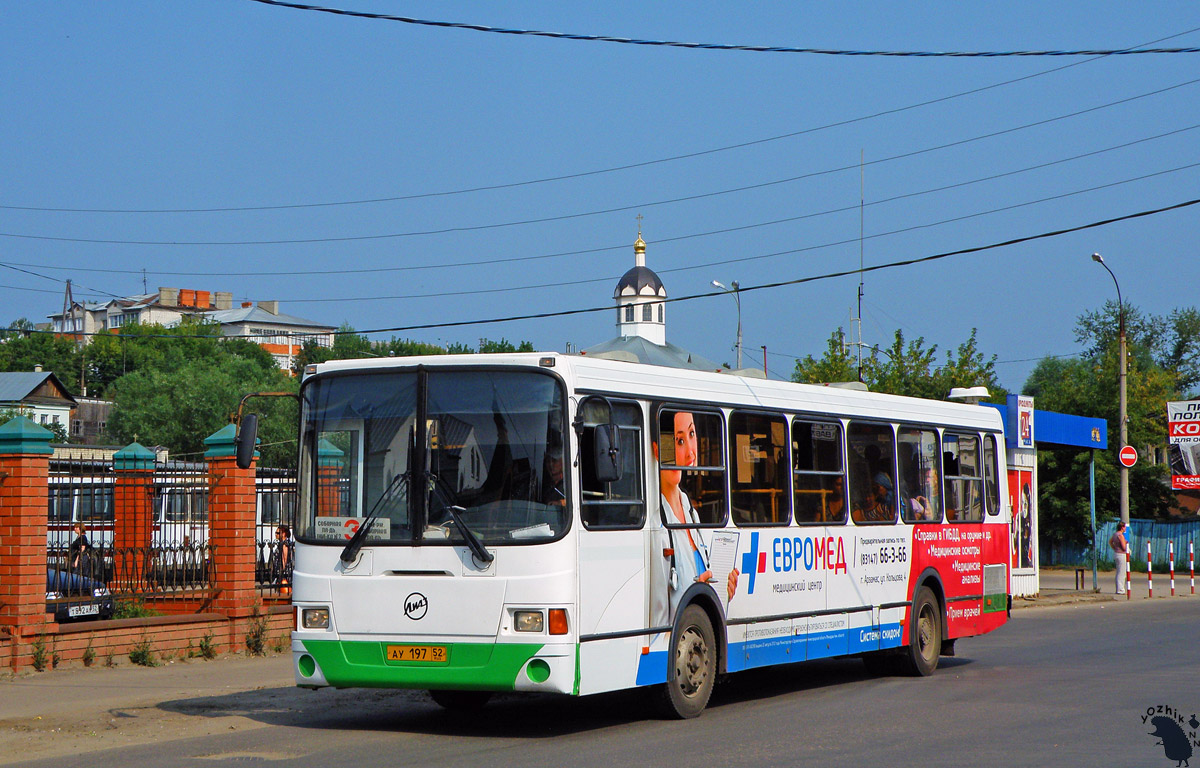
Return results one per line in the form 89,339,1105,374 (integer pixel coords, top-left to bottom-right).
113,442,156,590
0,417,53,670
205,424,259,618
317,438,345,516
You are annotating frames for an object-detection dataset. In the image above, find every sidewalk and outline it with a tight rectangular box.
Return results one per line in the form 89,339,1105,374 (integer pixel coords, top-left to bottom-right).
0,653,298,764
1017,565,1198,608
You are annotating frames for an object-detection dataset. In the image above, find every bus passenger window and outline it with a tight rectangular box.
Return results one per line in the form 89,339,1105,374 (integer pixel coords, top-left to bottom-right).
983,434,1001,516
792,421,845,524
656,409,726,527
729,411,789,526
847,422,897,524
898,427,940,523
944,434,983,522
580,401,645,530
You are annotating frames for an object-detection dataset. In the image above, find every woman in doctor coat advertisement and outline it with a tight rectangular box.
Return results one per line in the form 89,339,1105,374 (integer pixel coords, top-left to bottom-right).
651,409,738,629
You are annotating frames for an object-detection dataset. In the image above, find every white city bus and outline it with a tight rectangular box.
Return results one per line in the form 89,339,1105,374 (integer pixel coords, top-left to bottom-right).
259,353,1010,718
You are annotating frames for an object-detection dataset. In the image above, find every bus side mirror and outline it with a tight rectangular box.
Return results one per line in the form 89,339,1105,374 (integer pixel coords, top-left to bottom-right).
593,423,622,483
236,414,258,470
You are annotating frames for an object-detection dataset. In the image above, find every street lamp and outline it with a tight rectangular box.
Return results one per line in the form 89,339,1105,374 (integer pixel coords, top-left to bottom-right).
1092,252,1128,526
712,279,742,369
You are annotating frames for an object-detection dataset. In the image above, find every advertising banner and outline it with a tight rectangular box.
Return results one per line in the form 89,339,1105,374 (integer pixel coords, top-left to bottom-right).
1007,469,1035,570
1167,400,1200,490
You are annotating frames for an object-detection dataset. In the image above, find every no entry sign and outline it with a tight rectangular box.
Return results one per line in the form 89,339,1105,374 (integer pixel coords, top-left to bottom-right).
1119,445,1138,468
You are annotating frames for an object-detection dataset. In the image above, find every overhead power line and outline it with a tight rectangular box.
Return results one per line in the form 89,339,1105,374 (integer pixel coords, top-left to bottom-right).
6,24,1195,216
7,121,1196,280
246,0,1200,58
3,157,1197,304
346,196,1200,336
3,75,1197,248
15,197,1197,341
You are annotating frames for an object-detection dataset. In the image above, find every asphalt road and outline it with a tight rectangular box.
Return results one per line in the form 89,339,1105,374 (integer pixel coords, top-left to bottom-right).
10,596,1200,768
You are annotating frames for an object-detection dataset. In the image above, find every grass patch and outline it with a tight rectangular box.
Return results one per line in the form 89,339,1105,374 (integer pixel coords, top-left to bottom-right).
129,637,158,667
113,598,162,620
199,631,218,660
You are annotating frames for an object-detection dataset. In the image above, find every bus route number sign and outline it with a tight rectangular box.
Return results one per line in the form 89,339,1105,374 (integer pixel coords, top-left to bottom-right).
386,644,448,663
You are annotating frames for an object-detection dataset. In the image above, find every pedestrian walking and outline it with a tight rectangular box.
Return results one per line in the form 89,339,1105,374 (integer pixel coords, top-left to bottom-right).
1109,521,1129,594
270,524,294,596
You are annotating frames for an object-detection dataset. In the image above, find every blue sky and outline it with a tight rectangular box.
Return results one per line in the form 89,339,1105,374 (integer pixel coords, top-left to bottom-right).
3,2,1198,391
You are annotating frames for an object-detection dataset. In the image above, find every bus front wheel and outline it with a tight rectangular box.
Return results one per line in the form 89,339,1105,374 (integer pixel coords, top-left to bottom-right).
902,586,942,676
657,604,716,719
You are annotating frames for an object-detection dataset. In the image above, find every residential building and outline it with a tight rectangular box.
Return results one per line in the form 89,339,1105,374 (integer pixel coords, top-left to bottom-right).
48,287,335,370
199,301,335,370
0,369,76,434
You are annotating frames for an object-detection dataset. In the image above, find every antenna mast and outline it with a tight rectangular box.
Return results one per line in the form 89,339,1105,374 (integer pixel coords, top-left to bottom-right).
856,151,865,381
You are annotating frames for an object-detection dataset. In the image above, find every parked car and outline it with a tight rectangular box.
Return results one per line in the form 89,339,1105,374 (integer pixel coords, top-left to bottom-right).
46,568,114,623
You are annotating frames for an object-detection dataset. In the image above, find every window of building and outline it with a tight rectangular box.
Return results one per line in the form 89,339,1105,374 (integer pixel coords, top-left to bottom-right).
847,422,897,524
71,419,83,436
580,400,645,529
624,305,634,323
792,420,845,524
656,408,726,527
944,433,983,522
642,303,652,322
729,411,789,525
898,427,941,523
657,303,664,323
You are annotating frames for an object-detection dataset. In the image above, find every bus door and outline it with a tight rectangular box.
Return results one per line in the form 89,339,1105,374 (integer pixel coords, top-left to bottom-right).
942,432,986,637
576,401,648,694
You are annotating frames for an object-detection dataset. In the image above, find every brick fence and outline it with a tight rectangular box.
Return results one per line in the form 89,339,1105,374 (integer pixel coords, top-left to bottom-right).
0,417,292,672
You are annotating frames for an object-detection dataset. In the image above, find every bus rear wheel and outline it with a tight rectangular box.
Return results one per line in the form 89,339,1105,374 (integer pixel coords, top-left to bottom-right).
657,604,716,719
900,586,942,676
429,689,492,711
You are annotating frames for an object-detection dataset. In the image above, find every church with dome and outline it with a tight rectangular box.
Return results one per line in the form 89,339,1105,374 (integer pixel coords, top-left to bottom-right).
580,228,723,372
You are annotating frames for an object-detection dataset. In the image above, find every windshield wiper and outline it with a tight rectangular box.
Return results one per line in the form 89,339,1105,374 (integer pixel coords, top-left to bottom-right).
445,505,494,564
340,472,407,564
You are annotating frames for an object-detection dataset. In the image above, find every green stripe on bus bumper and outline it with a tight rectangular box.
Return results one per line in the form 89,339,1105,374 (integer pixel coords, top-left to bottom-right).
299,639,544,691
982,592,1007,613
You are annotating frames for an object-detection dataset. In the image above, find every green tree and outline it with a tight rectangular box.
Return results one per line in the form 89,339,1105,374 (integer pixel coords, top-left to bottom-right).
1075,302,1200,397
792,329,858,385
1025,304,1181,546
793,327,1005,402
108,355,298,467
0,323,83,395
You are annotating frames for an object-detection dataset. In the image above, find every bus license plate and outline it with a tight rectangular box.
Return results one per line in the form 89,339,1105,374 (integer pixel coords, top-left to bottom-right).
386,644,447,663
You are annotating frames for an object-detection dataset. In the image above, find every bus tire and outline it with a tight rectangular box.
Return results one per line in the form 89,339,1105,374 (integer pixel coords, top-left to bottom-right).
901,586,942,676
657,604,717,719
429,689,492,711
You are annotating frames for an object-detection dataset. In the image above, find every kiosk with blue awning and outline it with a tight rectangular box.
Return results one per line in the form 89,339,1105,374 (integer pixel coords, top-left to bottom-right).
985,396,1107,596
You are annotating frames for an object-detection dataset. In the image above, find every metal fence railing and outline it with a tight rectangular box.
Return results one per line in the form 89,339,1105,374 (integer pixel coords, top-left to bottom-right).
47,456,298,610
1041,518,1200,569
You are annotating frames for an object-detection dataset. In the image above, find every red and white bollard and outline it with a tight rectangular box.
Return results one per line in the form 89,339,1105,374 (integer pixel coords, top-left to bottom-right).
1126,550,1132,600
1190,541,1195,596
1147,542,1154,598
1169,541,1175,597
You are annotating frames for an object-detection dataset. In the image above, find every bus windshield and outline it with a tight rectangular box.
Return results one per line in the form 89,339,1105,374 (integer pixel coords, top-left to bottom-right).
297,368,568,546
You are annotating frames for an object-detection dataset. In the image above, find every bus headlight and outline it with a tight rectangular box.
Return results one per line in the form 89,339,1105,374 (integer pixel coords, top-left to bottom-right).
514,611,544,633
302,608,330,629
